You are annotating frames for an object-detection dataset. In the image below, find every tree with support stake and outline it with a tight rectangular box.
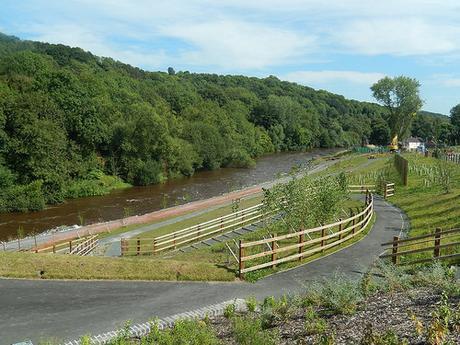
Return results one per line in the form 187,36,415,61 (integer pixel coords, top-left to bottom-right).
371,76,423,151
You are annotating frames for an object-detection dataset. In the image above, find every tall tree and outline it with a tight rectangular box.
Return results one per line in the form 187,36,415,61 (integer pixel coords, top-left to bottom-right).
371,76,423,142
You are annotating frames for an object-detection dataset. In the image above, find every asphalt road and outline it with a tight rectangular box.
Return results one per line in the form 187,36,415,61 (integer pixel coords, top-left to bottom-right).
0,196,406,344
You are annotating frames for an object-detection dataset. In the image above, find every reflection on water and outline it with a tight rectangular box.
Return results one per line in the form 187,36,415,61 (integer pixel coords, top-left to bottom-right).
0,149,336,240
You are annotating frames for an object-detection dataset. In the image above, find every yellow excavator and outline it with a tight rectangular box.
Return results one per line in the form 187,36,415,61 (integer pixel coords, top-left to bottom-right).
389,135,398,151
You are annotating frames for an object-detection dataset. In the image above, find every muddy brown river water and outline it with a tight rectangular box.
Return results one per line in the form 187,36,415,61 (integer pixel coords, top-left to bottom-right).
0,149,338,240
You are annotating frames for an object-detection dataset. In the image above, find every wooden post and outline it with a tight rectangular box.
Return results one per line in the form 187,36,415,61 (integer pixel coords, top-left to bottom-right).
351,211,356,234
392,236,399,265
69,240,72,253
173,233,176,249
434,227,441,258
52,245,56,254
384,183,388,199
136,238,141,256
338,219,343,240
153,239,157,254
298,232,304,261
321,228,326,251
239,240,244,279
271,233,277,268
120,239,126,256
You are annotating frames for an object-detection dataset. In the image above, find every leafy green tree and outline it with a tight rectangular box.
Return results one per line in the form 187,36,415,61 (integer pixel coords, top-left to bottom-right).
371,76,423,141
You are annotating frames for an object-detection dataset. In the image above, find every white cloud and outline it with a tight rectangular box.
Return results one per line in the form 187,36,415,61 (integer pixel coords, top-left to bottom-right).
430,74,460,87
283,70,386,86
162,20,316,69
335,18,460,56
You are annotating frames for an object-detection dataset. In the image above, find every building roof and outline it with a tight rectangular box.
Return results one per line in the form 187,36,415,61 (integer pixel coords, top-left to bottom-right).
405,137,423,143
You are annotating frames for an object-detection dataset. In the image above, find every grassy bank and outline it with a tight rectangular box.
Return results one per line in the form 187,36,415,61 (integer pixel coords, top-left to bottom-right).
0,251,235,281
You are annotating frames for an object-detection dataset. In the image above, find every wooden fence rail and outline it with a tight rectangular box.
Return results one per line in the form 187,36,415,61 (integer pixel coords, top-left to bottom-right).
238,192,374,278
120,203,275,256
69,235,99,256
348,182,394,199
31,235,98,255
380,228,460,265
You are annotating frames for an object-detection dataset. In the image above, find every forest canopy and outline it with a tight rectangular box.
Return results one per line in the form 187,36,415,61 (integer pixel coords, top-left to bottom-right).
0,33,450,212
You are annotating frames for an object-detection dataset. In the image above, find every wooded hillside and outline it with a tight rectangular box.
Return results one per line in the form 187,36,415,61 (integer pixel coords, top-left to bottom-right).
0,33,441,212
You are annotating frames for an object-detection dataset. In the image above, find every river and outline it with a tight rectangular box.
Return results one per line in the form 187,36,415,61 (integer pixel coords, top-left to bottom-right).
0,149,337,240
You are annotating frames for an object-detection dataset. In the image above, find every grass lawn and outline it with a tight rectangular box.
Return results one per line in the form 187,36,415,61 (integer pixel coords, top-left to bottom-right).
0,251,235,281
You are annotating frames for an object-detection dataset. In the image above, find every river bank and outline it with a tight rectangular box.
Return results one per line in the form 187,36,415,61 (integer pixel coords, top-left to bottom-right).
1,151,343,251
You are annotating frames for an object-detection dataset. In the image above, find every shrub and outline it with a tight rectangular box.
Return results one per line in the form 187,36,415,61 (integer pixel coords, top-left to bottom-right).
232,316,278,345
307,274,363,315
140,319,220,345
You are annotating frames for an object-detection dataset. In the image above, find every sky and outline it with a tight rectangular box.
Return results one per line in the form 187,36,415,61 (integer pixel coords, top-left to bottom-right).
1,0,460,114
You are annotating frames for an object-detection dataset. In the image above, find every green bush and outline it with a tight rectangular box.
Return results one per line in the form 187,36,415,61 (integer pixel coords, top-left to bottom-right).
0,180,46,212
232,316,278,345
306,274,363,315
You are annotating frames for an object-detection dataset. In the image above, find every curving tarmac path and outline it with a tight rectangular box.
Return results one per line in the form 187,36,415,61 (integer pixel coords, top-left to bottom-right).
0,196,407,344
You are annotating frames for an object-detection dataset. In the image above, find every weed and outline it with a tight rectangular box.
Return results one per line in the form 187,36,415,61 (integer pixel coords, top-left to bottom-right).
262,296,276,311
315,332,336,345
359,324,407,345
138,319,220,345
224,303,236,319
245,296,258,313
304,307,328,335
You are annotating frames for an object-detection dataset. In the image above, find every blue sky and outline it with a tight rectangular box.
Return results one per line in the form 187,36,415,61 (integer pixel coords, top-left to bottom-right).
1,0,460,114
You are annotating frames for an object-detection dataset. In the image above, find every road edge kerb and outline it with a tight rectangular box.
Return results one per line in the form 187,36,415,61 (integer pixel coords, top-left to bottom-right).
62,298,246,345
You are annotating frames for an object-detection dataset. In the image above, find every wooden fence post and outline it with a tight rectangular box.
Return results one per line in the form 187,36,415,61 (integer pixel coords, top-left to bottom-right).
271,234,277,268
298,232,304,261
338,219,343,240
321,228,326,252
239,240,244,279
351,211,356,234
153,239,157,254
136,238,141,256
434,227,441,258
52,245,56,254
384,183,388,199
392,236,399,265
69,240,72,253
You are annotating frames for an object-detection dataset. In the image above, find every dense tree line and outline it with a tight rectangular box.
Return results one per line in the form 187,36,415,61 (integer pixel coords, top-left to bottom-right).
0,33,452,212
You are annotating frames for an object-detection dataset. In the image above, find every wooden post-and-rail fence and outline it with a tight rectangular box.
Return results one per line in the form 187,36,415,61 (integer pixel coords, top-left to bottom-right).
120,183,393,256
348,182,394,199
238,191,374,278
120,203,275,256
31,234,99,256
380,228,460,265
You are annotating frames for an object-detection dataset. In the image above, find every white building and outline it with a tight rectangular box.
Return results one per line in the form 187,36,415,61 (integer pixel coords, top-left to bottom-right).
403,137,425,151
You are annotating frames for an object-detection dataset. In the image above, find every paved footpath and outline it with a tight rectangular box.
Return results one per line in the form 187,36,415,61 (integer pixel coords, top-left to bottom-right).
0,196,407,344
